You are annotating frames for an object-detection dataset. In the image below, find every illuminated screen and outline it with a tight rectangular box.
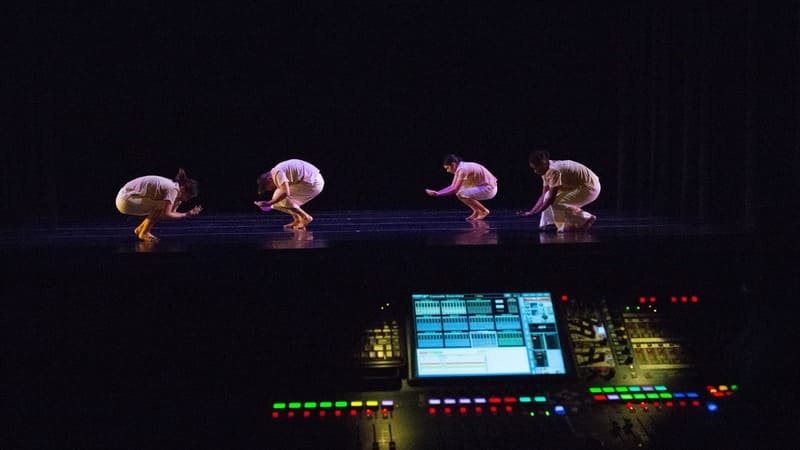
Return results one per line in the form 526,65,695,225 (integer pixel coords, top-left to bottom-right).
409,292,568,380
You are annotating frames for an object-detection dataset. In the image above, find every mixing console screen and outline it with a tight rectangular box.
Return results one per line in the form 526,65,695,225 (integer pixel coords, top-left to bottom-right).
409,292,568,380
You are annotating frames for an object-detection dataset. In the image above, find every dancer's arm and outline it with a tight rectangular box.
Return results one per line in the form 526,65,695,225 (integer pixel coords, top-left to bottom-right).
162,200,202,219
425,177,463,197
518,185,558,216
265,182,290,205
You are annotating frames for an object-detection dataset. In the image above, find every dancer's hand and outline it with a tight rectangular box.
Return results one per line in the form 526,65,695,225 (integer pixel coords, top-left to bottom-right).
425,189,438,197
188,205,203,216
254,201,272,212
516,210,533,217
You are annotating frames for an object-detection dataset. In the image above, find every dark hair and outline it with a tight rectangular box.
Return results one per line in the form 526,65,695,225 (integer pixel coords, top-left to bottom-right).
528,150,550,165
174,168,199,199
442,154,462,165
256,172,273,195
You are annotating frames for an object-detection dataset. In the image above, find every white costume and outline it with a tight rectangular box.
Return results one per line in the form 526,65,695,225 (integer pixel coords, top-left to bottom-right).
115,175,180,216
269,159,325,208
453,161,498,201
539,160,600,230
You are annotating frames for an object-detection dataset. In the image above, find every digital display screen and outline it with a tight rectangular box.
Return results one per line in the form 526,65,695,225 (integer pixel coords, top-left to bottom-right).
409,292,568,381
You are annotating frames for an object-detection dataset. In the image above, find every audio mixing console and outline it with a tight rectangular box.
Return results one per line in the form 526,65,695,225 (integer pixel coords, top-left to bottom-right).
262,289,751,449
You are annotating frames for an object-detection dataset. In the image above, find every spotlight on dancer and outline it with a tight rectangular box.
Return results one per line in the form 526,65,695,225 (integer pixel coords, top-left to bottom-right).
425,154,498,221
255,159,324,230
517,150,600,232
115,168,202,242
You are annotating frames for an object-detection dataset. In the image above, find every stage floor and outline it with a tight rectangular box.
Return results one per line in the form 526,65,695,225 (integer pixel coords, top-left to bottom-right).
0,209,751,254
3,209,795,450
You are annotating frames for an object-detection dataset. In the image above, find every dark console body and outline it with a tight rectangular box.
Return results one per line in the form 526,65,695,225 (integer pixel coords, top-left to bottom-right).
263,287,754,450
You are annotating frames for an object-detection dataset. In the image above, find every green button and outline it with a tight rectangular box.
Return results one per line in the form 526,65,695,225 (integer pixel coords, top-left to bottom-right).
288,402,302,409
273,403,287,410
615,387,629,392
589,387,603,394
304,402,317,409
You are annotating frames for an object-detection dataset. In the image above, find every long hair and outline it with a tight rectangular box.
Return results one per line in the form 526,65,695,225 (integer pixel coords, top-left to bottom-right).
174,168,199,199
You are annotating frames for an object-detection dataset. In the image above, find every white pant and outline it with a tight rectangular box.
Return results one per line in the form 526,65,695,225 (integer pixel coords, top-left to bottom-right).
272,175,325,209
457,183,497,201
539,185,600,229
115,188,166,216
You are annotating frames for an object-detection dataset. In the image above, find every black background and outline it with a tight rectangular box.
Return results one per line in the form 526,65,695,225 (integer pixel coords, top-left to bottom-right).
6,2,799,223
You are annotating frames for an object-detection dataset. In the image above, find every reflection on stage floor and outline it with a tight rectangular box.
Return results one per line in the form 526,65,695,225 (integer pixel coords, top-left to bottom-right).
0,209,750,254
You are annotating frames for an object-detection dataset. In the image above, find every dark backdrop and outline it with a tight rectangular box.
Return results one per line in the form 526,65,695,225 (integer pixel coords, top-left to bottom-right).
5,2,799,226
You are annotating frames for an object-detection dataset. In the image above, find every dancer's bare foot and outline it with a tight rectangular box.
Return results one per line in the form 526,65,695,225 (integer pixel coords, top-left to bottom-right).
561,223,586,232
134,221,147,236
579,215,596,232
283,222,297,229
474,209,489,220
465,213,477,221
137,231,159,242
293,215,313,229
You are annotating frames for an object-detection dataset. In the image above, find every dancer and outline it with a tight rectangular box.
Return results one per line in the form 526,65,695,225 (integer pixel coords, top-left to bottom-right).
425,154,498,220
255,159,325,229
115,168,202,241
517,150,600,232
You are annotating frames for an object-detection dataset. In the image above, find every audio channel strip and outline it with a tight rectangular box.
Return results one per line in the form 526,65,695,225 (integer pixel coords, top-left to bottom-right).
262,290,750,449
